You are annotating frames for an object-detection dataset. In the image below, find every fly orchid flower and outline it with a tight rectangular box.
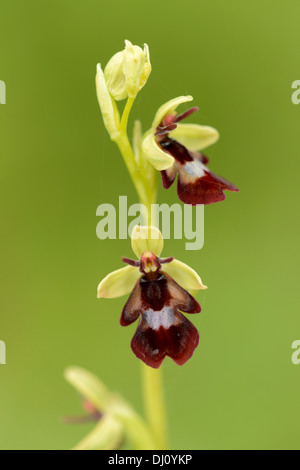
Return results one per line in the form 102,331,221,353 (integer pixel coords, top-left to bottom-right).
64,367,124,450
97,226,207,369
142,96,239,205
64,367,155,450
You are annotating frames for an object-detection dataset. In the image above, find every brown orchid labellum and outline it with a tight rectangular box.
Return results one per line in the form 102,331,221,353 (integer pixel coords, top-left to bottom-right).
142,96,239,205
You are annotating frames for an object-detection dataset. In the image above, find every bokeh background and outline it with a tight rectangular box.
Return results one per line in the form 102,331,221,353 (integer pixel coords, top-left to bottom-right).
0,0,299,450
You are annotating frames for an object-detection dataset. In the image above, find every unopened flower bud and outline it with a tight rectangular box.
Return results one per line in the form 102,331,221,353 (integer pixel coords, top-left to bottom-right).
104,40,151,101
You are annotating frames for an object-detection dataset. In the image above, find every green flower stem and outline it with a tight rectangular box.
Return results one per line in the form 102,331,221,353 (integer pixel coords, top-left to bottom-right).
139,201,168,450
114,98,168,450
116,97,157,220
141,201,168,450
120,96,135,135
141,364,168,450
115,135,150,208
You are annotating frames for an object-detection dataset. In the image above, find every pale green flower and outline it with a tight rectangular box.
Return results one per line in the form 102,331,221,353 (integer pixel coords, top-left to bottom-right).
64,366,155,450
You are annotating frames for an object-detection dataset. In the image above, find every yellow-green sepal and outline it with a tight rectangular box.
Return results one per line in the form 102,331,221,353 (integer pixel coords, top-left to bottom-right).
152,95,193,130
73,414,124,451
97,265,140,299
131,225,164,259
124,40,151,98
171,123,219,151
65,367,111,412
162,258,207,291
142,134,174,171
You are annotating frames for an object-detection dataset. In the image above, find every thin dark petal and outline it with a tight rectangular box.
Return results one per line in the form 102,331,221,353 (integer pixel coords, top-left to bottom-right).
62,414,101,424
122,257,140,268
175,106,199,123
120,280,142,326
159,257,174,265
155,123,177,136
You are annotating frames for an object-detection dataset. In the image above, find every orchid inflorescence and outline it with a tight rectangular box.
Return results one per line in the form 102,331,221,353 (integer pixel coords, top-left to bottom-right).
64,40,238,450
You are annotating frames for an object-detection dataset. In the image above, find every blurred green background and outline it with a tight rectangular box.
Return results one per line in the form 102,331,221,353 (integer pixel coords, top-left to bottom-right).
0,0,299,450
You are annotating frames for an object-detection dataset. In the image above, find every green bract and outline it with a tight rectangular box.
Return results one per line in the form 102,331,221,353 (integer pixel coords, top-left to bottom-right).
95,64,120,141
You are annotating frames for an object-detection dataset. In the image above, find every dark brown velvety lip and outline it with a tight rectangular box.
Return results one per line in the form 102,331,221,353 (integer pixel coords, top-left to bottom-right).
121,272,201,368
158,137,239,205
